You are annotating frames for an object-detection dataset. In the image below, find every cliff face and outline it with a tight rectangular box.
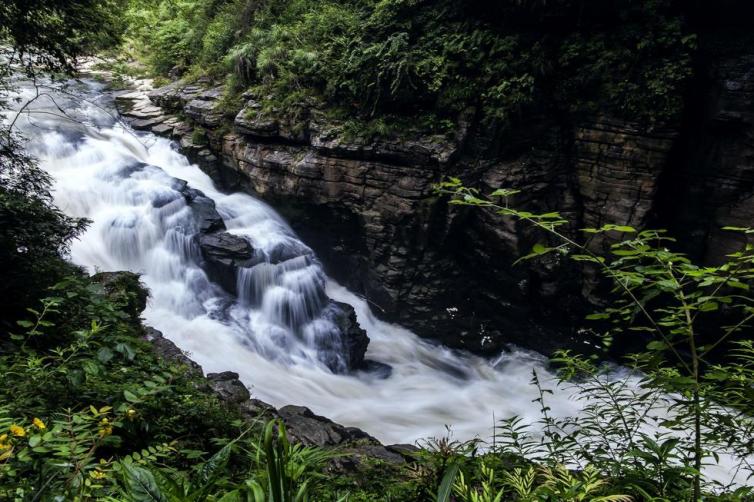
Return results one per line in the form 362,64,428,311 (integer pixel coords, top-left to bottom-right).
116,43,754,356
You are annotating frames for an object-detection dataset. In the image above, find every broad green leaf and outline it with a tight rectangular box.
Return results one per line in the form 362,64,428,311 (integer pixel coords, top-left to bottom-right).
124,390,139,403
437,462,460,502
119,462,168,502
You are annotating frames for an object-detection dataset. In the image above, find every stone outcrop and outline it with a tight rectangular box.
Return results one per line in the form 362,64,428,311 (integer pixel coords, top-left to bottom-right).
96,268,397,465
138,319,403,465
206,371,252,403
115,42,754,356
328,301,370,370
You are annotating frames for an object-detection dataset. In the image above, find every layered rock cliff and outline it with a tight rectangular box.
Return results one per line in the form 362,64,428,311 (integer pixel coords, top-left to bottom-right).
115,38,754,356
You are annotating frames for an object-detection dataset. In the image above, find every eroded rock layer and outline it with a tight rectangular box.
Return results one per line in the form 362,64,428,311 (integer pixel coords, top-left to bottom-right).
114,44,754,356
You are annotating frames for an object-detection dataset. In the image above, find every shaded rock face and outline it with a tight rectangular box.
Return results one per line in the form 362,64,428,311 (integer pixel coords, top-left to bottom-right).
124,43,754,356
144,326,203,375
328,301,369,370
657,50,754,262
140,85,587,354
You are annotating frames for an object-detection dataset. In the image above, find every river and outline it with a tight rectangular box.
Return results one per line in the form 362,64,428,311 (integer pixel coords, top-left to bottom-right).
4,77,747,487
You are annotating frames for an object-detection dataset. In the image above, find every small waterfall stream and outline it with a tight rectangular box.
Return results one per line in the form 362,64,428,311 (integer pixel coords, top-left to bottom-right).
5,78,746,486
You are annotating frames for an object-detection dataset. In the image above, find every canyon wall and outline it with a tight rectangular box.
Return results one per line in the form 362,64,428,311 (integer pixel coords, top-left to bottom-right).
116,40,754,356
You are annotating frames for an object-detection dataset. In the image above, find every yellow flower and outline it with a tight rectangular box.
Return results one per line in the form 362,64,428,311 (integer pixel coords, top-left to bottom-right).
90,470,107,480
32,418,46,430
126,408,137,421
9,425,25,437
0,434,7,443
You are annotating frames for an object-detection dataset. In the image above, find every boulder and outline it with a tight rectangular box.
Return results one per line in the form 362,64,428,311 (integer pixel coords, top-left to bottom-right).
277,406,405,466
179,186,225,234
198,232,258,294
185,98,223,128
239,398,279,421
278,405,377,447
206,371,251,403
331,301,370,370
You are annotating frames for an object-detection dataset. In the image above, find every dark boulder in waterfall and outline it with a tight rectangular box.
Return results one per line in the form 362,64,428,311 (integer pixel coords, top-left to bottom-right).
178,184,225,234
330,301,370,371
198,232,258,294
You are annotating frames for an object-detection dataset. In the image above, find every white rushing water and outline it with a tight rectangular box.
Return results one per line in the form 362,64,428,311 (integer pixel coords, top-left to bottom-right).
5,78,748,487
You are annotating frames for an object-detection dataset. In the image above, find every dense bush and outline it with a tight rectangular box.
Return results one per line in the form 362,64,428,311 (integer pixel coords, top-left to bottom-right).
127,0,697,135
0,139,87,327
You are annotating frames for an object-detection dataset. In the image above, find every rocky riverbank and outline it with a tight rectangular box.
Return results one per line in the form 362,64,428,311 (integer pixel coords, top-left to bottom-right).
96,270,412,468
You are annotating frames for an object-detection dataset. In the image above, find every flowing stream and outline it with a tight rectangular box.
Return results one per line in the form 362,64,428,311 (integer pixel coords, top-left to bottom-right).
5,78,748,486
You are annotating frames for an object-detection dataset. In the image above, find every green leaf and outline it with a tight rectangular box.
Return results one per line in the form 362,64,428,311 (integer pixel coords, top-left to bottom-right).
437,462,460,502
97,347,115,363
585,313,610,320
729,280,749,291
647,341,668,351
119,462,168,502
698,302,719,312
217,490,242,502
123,390,140,403
115,342,137,361
490,188,520,197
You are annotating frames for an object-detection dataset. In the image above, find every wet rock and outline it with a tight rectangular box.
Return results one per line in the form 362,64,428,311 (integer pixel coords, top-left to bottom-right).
330,301,369,370
359,360,393,379
278,405,377,447
198,232,258,295
151,122,174,136
131,116,167,130
239,398,279,420
265,240,313,264
206,371,251,403
144,326,203,375
277,406,405,466
386,443,420,460
180,186,225,234
198,232,255,265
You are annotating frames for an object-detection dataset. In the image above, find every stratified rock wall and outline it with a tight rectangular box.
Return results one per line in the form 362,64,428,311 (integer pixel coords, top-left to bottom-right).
115,44,754,356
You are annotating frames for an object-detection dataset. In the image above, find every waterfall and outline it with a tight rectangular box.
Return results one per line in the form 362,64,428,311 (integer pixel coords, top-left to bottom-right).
4,78,746,486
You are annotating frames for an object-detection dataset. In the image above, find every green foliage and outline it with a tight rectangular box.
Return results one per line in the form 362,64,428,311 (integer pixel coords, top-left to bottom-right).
0,0,126,74
127,0,697,137
112,419,337,501
0,136,88,326
436,178,754,500
0,275,243,500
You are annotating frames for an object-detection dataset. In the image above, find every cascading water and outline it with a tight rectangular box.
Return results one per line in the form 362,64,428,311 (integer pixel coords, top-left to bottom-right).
4,78,747,486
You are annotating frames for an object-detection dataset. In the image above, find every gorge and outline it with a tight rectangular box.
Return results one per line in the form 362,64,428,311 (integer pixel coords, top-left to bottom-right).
11,77,586,447
3,1,754,499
